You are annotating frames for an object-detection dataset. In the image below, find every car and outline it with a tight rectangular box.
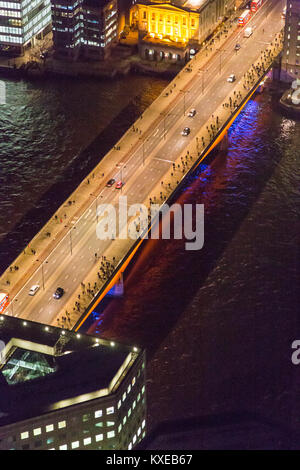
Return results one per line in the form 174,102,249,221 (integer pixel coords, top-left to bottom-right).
53,287,64,299
29,285,40,296
181,127,190,136
227,74,236,83
234,43,241,51
115,180,124,189
188,109,196,117
106,178,115,187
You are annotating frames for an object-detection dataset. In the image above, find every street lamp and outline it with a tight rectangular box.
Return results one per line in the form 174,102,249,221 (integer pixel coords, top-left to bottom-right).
37,259,48,290
90,193,98,223
179,89,190,116
216,47,226,74
160,111,172,140
198,68,208,94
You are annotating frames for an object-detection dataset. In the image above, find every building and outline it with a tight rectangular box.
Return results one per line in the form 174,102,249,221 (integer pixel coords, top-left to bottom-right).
0,0,52,55
51,0,118,60
129,0,235,63
0,315,146,450
281,0,300,82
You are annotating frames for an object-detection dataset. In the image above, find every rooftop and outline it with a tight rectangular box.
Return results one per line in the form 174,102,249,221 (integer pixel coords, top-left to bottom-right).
0,315,141,427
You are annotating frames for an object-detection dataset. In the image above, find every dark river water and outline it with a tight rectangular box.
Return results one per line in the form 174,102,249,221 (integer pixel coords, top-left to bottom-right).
0,73,299,448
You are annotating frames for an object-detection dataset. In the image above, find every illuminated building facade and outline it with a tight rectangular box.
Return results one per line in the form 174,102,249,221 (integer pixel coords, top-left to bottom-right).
0,0,52,55
130,0,235,62
281,0,300,81
0,316,146,450
51,0,118,60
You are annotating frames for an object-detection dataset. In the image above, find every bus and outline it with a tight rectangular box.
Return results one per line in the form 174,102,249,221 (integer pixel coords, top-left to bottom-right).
251,0,263,12
238,9,251,26
0,293,9,314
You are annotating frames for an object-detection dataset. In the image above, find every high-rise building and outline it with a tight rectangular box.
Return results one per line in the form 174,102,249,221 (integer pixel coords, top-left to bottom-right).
51,0,118,60
0,315,146,450
281,0,300,81
0,0,52,55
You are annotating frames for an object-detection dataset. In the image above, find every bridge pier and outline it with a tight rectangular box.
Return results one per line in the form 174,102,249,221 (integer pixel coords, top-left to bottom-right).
106,273,124,298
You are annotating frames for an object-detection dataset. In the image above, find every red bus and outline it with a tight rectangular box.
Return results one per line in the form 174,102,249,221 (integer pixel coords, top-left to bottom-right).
238,9,251,26
251,0,263,12
0,293,9,314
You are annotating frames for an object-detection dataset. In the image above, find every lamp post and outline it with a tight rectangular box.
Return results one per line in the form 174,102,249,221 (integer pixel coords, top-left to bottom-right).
90,193,98,223
216,47,226,74
179,89,189,116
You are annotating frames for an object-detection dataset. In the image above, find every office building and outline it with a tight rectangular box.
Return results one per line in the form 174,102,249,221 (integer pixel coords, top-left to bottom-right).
281,0,300,81
51,0,118,60
0,0,52,55
0,315,146,450
130,0,235,63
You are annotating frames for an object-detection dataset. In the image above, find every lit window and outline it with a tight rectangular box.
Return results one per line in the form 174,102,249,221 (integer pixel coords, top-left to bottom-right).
107,421,115,427
132,377,136,386
117,400,121,409
106,406,114,415
142,419,146,428
128,408,132,418
46,424,54,433
82,414,90,422
137,427,141,436
142,386,145,394
122,392,126,401
127,384,131,394
21,432,29,440
58,421,66,429
95,434,103,442
33,428,41,436
123,416,127,425
71,441,79,449
133,434,137,444
84,437,91,446
137,393,141,402
95,422,103,428
107,431,115,439
59,444,67,450
118,424,122,433
128,442,132,450
133,400,136,409
95,410,102,418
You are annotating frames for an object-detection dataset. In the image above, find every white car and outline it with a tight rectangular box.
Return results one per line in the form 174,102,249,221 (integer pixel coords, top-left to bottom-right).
181,127,190,136
227,74,236,83
29,285,40,296
188,109,196,117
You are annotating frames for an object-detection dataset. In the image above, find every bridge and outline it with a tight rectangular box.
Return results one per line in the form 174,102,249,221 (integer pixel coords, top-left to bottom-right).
0,0,284,330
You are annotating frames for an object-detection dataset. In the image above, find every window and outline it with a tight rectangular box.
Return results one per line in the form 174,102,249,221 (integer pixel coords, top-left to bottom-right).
71,441,79,449
59,444,67,450
137,427,141,436
95,422,103,428
95,410,102,418
47,437,54,445
82,414,90,422
58,421,66,429
107,431,115,438
128,408,132,418
143,11,146,19
122,392,126,401
21,432,29,440
133,400,136,409
123,416,127,425
118,424,122,433
142,419,146,428
128,443,132,450
127,384,131,394
33,428,41,436
106,406,114,415
117,400,121,409
84,437,91,446
46,424,54,432
107,421,115,427
133,434,137,444
95,434,103,442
